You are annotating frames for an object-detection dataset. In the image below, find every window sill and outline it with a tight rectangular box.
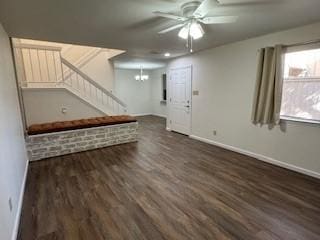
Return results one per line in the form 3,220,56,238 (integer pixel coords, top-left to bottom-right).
280,116,320,125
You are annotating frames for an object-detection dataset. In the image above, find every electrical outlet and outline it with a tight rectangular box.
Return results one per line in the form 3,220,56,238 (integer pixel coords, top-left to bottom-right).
61,107,67,114
213,130,217,136
9,198,12,212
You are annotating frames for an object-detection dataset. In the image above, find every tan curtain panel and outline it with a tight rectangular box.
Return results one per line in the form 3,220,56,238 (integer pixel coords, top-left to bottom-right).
252,45,283,125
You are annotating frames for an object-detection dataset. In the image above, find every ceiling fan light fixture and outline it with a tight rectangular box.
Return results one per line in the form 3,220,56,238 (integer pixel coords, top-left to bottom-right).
190,22,204,39
155,0,238,51
178,25,189,39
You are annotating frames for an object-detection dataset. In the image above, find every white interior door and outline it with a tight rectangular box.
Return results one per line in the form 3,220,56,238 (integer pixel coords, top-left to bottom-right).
168,66,192,135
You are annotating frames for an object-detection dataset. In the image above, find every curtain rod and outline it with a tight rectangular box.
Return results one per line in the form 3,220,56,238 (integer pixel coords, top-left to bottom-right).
284,38,320,48
258,39,320,52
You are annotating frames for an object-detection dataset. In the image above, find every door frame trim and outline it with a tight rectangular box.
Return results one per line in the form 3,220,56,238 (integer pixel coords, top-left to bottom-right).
167,65,193,135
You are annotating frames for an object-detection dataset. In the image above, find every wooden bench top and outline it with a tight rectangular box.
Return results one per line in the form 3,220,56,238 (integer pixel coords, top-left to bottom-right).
27,115,137,135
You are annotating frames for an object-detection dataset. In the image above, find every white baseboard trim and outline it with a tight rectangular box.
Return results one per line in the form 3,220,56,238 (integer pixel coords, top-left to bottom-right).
11,159,29,240
131,113,153,117
189,135,320,179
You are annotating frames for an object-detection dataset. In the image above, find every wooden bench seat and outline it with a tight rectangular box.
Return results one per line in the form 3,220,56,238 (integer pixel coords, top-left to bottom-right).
27,115,137,135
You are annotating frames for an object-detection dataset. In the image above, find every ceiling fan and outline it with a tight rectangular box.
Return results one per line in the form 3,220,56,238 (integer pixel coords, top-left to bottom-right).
154,0,238,52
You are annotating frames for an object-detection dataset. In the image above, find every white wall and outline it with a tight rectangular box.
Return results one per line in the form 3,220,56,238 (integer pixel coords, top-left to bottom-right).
114,69,153,115
168,22,320,177
0,23,29,240
114,68,168,117
81,51,115,91
151,68,167,118
23,88,104,125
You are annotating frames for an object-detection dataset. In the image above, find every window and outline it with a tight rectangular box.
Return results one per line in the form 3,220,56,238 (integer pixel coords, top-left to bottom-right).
280,47,320,123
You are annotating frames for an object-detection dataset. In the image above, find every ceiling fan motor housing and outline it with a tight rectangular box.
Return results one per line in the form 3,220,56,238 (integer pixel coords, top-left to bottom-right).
181,1,201,17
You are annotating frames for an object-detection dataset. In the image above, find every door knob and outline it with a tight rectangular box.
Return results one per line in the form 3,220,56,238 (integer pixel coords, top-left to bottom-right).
184,105,190,108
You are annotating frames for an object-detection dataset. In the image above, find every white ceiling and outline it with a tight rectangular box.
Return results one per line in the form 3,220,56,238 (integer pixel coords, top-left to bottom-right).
1,0,320,67
113,56,167,70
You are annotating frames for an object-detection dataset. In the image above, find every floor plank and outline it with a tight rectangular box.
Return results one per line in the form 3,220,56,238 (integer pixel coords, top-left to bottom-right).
18,116,320,240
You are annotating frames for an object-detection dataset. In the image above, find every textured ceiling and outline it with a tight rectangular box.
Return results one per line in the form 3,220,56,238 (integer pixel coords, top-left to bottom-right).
1,0,320,67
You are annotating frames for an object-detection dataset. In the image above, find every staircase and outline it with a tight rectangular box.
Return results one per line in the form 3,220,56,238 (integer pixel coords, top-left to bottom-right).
13,43,127,115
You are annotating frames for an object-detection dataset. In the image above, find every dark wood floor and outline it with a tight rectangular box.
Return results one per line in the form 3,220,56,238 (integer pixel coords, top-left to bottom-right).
18,116,320,240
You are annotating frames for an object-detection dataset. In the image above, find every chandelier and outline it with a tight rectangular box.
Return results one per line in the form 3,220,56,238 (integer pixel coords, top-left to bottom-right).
135,67,149,81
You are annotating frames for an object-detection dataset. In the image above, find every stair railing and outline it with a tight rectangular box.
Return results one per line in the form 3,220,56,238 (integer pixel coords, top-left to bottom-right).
13,43,127,115
13,43,63,87
60,57,127,114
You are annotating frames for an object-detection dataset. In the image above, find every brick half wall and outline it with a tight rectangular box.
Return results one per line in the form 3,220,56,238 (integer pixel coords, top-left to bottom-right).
26,122,138,161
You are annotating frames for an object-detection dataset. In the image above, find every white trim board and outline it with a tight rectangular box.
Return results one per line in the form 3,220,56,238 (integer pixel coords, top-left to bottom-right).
132,113,166,118
151,113,166,118
189,135,320,179
131,113,153,117
11,159,29,240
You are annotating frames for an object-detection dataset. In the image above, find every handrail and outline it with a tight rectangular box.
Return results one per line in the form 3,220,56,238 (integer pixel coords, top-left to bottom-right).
73,48,102,69
61,57,127,107
13,43,62,51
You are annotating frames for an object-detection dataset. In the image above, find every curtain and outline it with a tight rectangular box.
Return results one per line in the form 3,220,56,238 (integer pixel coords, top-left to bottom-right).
252,45,283,125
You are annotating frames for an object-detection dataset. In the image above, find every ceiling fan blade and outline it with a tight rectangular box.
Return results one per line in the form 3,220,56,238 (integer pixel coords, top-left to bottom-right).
199,16,238,24
158,23,185,34
153,11,187,21
193,0,220,18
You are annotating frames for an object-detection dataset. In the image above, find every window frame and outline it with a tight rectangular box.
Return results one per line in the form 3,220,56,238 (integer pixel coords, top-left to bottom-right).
280,43,320,125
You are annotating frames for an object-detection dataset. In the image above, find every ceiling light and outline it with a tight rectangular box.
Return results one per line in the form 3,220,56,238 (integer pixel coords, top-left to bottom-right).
164,52,171,57
178,22,204,41
135,74,149,81
189,22,204,40
135,67,149,81
178,24,189,39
